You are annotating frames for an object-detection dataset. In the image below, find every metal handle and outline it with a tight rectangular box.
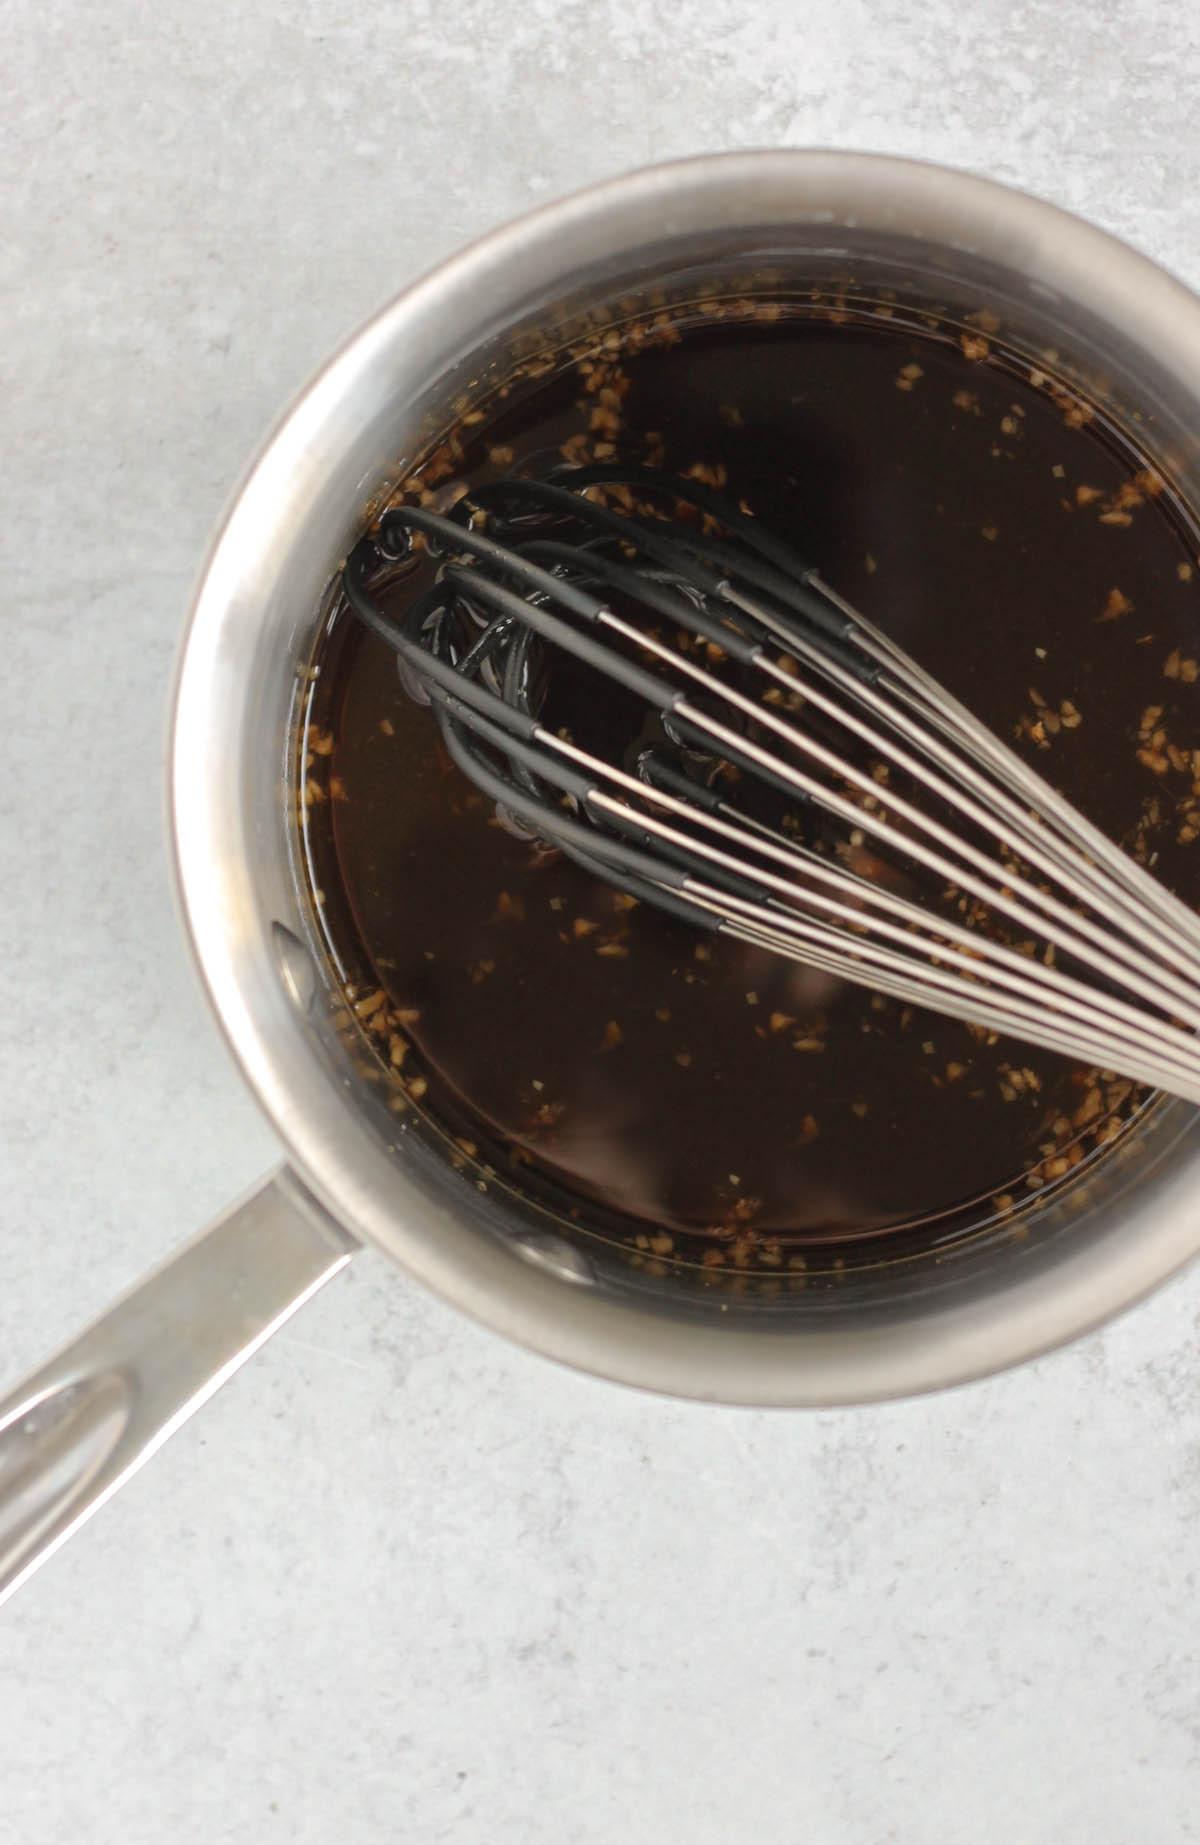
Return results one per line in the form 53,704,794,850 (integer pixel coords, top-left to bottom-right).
0,1168,358,1608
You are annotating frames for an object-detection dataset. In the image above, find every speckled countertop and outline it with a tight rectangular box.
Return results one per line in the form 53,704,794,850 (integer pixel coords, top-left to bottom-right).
4,4,1200,1840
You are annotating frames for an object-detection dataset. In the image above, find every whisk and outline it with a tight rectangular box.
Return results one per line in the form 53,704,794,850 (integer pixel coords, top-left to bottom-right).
342,464,1200,1106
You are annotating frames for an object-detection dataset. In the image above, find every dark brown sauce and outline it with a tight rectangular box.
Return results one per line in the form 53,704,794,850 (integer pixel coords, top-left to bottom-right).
301,304,1200,1264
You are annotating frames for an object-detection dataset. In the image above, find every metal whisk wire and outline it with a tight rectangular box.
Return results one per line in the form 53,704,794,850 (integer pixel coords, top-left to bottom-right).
341,466,1200,1106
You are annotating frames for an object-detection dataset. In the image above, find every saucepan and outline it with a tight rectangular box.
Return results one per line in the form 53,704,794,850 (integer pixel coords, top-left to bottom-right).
4,150,1200,1606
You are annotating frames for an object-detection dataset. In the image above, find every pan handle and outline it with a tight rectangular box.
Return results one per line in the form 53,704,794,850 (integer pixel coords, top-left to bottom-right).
0,1169,358,1607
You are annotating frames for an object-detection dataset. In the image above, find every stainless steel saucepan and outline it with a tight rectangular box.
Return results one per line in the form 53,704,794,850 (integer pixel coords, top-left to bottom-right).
5,150,1200,1605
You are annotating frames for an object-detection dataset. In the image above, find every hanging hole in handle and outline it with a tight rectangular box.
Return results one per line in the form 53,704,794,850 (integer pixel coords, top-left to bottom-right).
0,1372,133,1567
